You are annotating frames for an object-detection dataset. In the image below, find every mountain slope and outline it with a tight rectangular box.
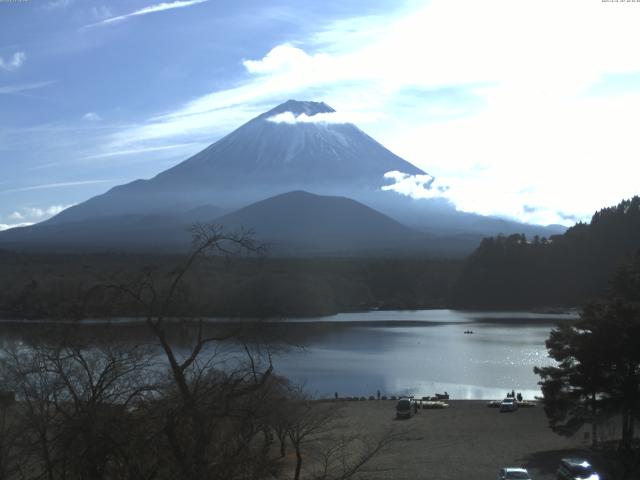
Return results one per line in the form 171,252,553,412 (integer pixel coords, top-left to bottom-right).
213,190,424,254
0,210,223,253
50,100,425,224
0,191,429,255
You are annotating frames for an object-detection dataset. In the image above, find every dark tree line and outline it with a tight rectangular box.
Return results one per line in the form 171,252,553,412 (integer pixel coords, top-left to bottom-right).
0,251,460,320
535,252,640,479
452,196,640,308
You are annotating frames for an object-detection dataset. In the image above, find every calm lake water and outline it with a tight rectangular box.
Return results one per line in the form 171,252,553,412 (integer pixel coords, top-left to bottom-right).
0,309,578,400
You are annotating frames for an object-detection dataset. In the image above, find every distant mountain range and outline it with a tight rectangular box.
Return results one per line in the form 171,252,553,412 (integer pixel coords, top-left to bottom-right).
0,100,564,256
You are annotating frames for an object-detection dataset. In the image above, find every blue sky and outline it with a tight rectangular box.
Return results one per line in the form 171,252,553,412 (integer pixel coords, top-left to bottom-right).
2,0,640,229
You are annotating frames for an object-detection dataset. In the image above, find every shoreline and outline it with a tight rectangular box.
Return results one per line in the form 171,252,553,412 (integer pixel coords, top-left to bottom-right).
0,307,580,325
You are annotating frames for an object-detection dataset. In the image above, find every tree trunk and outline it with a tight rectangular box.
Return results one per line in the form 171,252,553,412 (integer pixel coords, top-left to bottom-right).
276,428,286,457
294,444,302,480
621,409,632,450
591,392,598,448
262,428,272,454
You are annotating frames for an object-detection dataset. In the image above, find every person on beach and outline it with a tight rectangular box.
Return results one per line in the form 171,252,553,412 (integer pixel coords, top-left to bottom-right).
335,391,338,400
377,389,381,400
413,401,419,415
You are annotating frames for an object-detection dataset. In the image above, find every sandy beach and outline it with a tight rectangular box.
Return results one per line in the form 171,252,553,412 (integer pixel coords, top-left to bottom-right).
324,400,592,480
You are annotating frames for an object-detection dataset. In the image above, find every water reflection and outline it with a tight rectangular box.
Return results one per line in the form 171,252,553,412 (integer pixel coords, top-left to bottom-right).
0,309,577,399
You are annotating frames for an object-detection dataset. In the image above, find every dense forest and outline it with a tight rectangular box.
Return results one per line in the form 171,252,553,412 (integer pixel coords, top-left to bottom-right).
452,196,640,308
0,251,460,319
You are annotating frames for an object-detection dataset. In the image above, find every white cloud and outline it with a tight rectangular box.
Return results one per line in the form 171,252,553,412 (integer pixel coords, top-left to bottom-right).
0,81,55,94
1,180,111,194
385,90,640,225
381,171,445,199
243,44,331,75
266,110,380,125
5,205,73,225
28,205,72,218
0,223,33,231
0,52,26,72
82,112,102,122
18,205,72,219
84,143,199,160
92,0,208,26
43,0,73,9
106,0,640,225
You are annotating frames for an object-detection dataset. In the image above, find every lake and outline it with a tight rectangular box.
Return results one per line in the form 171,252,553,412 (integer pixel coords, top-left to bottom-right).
0,309,578,400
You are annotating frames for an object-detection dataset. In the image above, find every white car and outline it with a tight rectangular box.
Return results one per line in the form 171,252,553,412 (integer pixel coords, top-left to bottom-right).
498,467,533,480
500,398,518,412
557,458,600,480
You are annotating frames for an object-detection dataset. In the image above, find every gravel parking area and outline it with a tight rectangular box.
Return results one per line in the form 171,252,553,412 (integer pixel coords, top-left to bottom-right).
330,400,592,480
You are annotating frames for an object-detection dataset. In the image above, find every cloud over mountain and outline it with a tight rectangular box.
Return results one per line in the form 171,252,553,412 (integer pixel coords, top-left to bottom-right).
266,111,380,125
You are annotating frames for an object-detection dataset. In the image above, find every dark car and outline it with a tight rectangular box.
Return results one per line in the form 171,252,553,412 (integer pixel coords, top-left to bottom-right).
557,458,600,480
395,399,413,419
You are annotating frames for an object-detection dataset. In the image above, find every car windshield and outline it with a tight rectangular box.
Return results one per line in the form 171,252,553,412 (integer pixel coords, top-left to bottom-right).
397,400,411,409
503,399,514,403
569,464,594,476
505,471,530,479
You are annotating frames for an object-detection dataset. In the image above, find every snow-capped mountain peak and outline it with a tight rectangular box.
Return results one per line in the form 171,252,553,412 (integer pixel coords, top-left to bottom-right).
258,99,335,119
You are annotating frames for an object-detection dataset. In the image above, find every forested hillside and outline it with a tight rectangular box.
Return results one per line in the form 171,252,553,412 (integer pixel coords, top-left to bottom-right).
451,197,640,308
0,252,460,319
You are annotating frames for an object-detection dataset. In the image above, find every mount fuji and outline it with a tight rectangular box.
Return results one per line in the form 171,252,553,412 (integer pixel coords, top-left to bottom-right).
0,100,563,254
49,100,425,224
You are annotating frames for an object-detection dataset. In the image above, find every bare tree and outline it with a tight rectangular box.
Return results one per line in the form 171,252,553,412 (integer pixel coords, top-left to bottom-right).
310,430,399,480
1,330,157,480
102,224,279,480
0,389,18,480
284,393,400,480
287,398,338,480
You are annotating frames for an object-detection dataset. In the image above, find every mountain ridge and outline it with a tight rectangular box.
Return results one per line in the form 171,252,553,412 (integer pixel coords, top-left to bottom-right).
0,190,429,255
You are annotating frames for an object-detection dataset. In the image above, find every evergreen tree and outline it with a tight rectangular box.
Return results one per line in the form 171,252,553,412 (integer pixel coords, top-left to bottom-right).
535,254,640,451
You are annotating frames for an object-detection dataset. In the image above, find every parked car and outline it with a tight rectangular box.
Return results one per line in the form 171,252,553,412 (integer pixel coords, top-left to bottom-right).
395,399,413,419
498,467,533,479
500,398,518,412
557,458,600,480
